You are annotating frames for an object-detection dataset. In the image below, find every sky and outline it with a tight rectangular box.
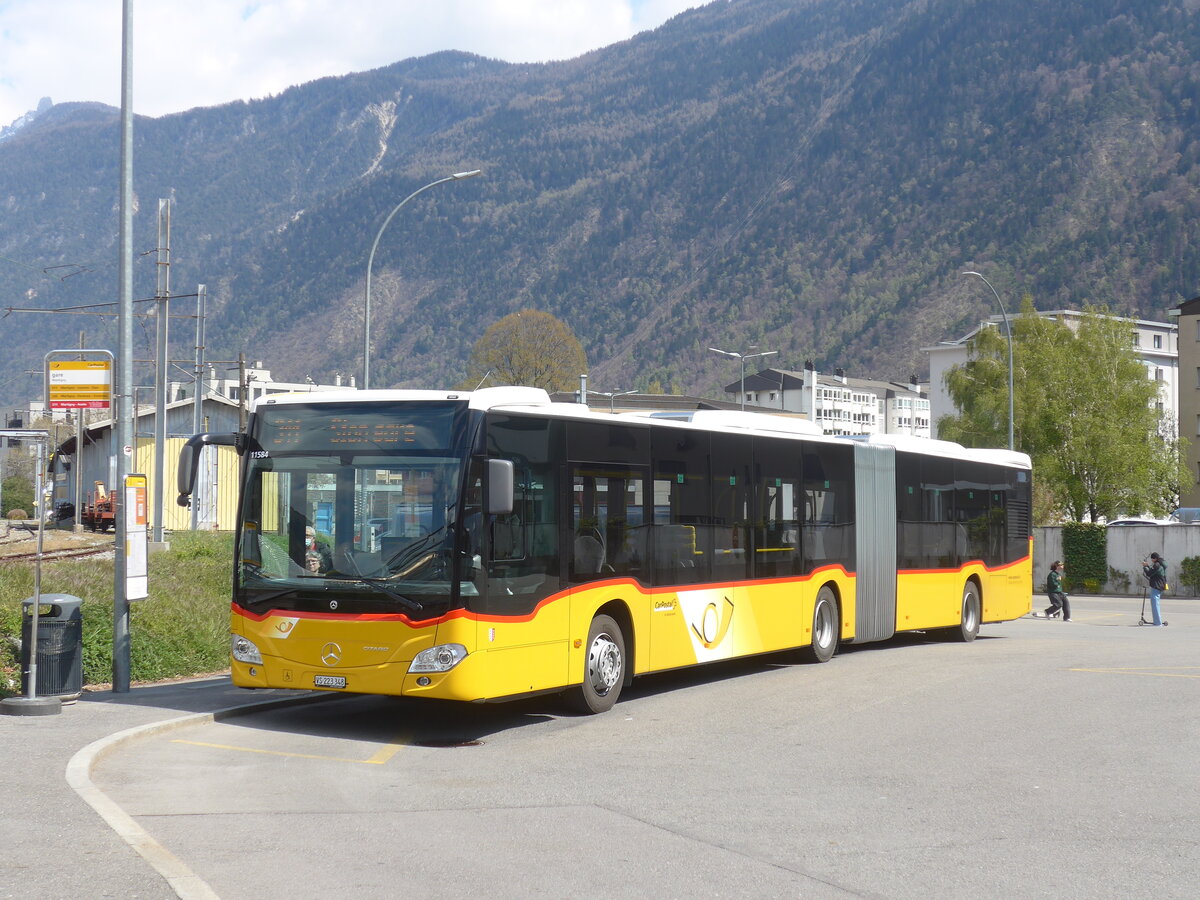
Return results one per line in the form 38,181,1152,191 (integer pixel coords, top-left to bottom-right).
0,0,701,126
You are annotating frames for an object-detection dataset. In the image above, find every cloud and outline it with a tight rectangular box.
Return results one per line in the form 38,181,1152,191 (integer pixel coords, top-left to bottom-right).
0,0,699,124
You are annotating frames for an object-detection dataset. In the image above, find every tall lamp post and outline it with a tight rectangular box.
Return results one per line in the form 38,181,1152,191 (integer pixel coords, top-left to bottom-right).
708,347,778,410
961,270,1014,451
363,169,482,390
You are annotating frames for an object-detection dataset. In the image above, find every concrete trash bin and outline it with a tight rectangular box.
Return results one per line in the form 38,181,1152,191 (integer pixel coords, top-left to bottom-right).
21,594,84,701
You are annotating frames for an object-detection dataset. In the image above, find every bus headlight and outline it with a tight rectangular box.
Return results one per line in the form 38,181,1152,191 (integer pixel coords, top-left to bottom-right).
409,643,467,673
231,634,263,665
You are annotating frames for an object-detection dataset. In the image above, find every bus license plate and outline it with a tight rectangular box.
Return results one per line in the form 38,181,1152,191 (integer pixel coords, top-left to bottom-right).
314,675,346,689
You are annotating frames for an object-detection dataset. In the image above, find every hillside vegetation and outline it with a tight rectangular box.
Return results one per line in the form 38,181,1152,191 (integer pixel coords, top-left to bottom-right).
0,0,1197,410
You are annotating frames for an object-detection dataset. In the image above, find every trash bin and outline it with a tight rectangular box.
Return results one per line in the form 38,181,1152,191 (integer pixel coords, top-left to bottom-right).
21,594,83,701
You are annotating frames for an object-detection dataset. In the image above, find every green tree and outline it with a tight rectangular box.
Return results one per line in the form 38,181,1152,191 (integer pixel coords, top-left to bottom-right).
2,474,34,517
463,310,588,392
939,301,1191,523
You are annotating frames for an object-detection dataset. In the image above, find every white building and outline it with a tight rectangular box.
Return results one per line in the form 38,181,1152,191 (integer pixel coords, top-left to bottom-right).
169,362,355,407
722,367,931,438
925,310,1178,436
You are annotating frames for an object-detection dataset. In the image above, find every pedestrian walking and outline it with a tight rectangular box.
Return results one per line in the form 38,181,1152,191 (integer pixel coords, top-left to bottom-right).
1142,552,1168,626
1032,560,1071,621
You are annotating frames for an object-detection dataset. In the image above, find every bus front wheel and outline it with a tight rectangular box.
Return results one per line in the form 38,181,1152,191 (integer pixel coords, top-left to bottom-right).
801,586,839,663
567,614,626,714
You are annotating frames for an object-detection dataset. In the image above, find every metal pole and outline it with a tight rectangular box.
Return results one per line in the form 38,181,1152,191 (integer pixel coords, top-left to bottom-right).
113,0,134,693
26,439,46,698
962,271,1014,451
363,170,482,390
152,198,170,543
74,331,85,533
191,284,206,531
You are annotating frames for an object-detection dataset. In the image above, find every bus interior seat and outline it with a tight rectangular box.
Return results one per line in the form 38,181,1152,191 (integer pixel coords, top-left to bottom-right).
574,534,606,574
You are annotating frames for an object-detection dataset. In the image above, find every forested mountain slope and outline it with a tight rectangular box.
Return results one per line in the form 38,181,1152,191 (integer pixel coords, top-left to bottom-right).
1,0,1197,409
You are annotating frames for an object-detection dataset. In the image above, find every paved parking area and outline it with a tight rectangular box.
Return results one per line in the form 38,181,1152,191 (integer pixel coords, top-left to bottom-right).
35,594,1195,899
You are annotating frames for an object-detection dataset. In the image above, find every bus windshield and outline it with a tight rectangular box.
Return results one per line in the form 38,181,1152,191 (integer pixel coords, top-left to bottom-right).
234,400,473,616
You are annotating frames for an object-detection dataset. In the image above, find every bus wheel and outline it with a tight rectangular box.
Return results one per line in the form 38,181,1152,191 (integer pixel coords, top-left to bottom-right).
567,614,625,714
948,581,981,643
801,586,839,663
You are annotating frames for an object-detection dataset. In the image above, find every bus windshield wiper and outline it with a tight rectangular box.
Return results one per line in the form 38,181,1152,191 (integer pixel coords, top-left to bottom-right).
244,587,306,606
350,577,424,613
382,527,446,573
242,569,345,604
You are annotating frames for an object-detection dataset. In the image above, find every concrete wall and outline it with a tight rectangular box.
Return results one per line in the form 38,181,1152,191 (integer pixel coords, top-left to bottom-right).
1034,526,1200,596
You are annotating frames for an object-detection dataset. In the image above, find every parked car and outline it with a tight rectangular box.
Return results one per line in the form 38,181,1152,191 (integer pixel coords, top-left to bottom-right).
1105,517,1167,527
1172,508,1200,524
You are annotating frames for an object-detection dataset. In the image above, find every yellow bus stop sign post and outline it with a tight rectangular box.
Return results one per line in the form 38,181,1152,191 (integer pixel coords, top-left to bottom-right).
124,474,149,601
45,354,114,411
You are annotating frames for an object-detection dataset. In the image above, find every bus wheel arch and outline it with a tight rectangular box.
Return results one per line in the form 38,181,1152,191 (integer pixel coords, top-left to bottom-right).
800,582,840,664
566,606,630,714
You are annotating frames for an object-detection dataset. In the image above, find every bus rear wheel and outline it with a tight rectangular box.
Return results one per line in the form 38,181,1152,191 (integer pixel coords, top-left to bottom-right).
801,586,839,663
567,614,626,714
941,580,981,643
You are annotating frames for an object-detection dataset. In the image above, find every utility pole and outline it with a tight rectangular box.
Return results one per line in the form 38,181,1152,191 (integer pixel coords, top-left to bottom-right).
113,0,134,693
238,354,248,432
152,198,171,545
191,284,206,530
74,332,85,532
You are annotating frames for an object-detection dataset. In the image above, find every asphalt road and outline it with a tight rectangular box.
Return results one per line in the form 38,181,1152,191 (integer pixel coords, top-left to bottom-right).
67,596,1200,898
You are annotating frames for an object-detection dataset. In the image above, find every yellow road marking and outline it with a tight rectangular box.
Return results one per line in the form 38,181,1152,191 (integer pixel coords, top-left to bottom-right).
364,739,408,765
172,735,410,764
1070,667,1200,679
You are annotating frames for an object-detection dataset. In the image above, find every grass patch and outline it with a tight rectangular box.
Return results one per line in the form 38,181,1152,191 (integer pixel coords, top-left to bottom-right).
0,531,234,697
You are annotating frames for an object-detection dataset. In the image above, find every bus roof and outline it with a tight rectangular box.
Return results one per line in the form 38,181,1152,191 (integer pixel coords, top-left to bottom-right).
252,387,1030,468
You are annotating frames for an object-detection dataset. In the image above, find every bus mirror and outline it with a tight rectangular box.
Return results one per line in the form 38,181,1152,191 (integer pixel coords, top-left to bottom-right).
487,459,514,516
177,432,242,507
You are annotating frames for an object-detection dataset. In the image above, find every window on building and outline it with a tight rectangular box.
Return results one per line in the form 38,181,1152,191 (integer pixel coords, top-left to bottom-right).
1156,368,1165,382
1154,334,1163,349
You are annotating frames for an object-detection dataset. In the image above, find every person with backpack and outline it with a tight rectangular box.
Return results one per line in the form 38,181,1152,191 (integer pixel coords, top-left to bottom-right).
1142,552,1169,626
1032,560,1071,621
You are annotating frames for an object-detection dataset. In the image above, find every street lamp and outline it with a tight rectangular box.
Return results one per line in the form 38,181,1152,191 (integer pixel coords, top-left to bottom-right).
709,347,778,410
961,271,1014,450
363,169,482,390
588,389,638,413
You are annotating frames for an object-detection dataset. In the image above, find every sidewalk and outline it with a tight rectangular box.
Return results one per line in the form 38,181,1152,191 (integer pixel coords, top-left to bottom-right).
0,676,311,899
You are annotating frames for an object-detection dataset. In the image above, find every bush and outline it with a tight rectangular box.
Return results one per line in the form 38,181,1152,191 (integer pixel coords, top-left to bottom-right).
1062,522,1106,590
6,509,27,520
1179,556,1200,595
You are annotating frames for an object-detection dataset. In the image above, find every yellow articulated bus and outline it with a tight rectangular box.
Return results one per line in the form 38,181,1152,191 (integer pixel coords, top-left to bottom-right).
178,387,1032,714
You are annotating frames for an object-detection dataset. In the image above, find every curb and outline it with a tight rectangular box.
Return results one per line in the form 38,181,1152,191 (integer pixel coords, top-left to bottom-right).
65,691,337,900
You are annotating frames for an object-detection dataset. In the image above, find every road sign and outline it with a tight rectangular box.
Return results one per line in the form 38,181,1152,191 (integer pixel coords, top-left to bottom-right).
45,354,114,410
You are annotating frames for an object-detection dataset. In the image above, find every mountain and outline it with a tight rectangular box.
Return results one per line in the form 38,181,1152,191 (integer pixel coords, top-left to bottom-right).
0,96,53,143
1,0,1198,414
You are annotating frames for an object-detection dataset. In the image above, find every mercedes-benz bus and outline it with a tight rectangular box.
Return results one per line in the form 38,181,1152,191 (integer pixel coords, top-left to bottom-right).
178,387,1032,713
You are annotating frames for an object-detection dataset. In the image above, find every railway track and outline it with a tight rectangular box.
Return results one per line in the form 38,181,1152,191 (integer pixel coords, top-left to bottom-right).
0,539,114,564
